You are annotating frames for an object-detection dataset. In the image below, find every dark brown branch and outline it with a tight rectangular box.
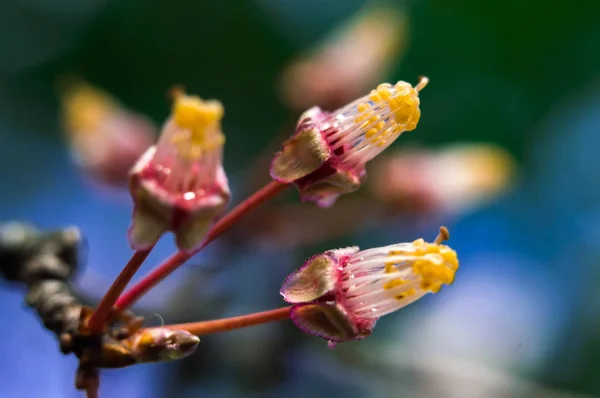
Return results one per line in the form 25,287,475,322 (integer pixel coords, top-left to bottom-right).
0,222,144,392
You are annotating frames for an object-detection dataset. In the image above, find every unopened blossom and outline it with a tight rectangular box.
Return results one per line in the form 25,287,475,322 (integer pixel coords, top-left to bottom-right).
60,80,157,186
271,77,428,207
129,328,200,363
280,227,458,346
128,90,230,252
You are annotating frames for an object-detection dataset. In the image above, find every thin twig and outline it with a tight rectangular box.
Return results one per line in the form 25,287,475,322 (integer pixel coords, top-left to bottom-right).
87,247,154,333
160,306,292,336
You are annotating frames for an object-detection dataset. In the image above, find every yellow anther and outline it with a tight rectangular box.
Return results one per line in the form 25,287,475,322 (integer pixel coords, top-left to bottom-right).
376,84,393,101
441,249,459,271
170,92,225,159
395,288,416,300
355,111,371,123
394,106,413,126
369,90,382,103
373,80,425,131
420,280,442,293
407,242,458,293
349,78,426,148
366,128,378,139
388,91,419,126
384,263,397,273
383,277,407,290
61,82,117,135
173,95,223,133
413,248,427,256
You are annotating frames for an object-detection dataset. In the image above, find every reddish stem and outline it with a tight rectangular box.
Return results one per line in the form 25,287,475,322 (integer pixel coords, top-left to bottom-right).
160,306,292,336
84,374,99,398
115,180,289,310
115,250,188,311
85,384,99,398
87,248,154,333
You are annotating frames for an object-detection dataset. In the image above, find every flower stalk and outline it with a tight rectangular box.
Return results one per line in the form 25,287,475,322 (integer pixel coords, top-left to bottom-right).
90,89,233,332
87,247,154,333
115,180,289,310
160,306,293,336
84,378,99,398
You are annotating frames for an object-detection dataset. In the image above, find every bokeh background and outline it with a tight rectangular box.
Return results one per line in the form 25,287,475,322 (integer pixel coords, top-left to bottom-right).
1,0,600,397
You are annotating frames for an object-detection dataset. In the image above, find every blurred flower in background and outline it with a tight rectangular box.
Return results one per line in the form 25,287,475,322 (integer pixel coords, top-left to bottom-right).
59,80,156,188
278,2,408,111
369,143,517,215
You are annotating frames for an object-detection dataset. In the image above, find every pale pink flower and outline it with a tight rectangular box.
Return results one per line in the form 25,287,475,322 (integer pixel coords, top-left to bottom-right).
128,91,230,252
280,228,458,346
60,81,156,186
271,77,428,207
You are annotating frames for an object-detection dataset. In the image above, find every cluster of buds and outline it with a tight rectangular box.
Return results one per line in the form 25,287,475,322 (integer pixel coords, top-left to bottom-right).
128,90,230,252
85,75,460,357
38,19,472,394
271,77,428,207
281,227,458,347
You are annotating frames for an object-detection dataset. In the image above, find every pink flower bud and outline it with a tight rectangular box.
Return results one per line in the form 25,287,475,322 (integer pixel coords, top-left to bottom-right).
129,328,200,363
271,78,428,207
281,228,458,346
128,91,230,252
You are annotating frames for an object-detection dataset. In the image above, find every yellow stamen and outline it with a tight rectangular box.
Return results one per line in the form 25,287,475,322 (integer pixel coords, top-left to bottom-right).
353,77,427,147
60,82,117,136
395,288,416,301
357,103,368,112
411,245,459,293
171,92,225,160
386,227,458,294
384,263,398,274
383,277,407,290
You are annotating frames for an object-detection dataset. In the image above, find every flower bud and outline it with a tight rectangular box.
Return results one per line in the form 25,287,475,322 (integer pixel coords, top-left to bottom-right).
271,78,427,207
281,227,458,345
128,90,230,252
130,328,200,363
